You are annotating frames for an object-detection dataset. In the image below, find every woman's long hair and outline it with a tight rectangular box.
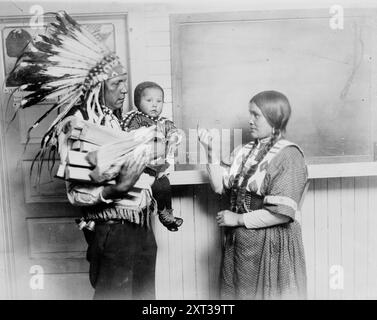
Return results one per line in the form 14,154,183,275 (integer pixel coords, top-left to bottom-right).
231,90,292,212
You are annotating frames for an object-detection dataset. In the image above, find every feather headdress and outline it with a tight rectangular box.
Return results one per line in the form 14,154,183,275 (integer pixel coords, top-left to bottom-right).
6,11,127,179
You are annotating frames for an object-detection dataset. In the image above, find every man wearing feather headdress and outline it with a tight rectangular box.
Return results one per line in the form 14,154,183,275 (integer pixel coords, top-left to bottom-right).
7,11,161,299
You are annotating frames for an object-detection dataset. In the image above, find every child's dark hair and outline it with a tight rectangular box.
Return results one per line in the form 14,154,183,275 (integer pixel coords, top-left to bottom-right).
133,81,164,109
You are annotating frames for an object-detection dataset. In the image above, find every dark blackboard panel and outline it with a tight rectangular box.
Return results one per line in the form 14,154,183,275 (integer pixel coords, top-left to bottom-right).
171,10,377,169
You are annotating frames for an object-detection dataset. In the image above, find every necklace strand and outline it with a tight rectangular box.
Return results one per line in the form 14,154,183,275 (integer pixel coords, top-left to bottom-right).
135,110,160,122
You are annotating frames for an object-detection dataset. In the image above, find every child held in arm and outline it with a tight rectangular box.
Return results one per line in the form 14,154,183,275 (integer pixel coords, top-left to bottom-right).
122,81,183,232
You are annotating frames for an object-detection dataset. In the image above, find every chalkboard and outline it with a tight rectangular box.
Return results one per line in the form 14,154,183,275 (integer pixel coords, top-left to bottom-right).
171,9,377,169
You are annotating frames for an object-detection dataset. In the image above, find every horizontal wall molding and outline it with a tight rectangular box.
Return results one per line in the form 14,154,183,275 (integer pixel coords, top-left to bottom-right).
170,162,377,185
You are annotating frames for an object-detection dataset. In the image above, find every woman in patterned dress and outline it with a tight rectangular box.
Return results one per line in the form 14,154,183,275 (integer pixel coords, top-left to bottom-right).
198,90,308,300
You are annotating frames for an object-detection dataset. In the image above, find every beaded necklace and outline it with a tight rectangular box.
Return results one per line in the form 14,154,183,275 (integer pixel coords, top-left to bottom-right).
121,110,163,131
230,137,272,213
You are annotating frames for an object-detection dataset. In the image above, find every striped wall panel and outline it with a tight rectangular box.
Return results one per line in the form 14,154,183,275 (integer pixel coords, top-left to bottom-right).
155,176,377,300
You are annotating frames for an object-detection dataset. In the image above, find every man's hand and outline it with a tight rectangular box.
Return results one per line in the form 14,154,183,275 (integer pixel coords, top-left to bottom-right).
101,129,166,200
102,152,148,199
216,210,244,227
117,154,147,189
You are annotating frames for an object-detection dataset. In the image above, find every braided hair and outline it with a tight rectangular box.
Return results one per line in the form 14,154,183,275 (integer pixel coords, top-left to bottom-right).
230,90,292,213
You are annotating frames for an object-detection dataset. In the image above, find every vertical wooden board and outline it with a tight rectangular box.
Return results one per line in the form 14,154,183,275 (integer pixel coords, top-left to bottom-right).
144,3,168,17
154,205,171,299
166,191,184,299
354,177,368,299
313,178,329,299
300,181,316,299
327,178,342,299
179,186,197,299
146,15,170,32
127,6,149,85
367,176,377,299
146,31,170,47
341,177,355,299
193,184,210,299
206,185,222,300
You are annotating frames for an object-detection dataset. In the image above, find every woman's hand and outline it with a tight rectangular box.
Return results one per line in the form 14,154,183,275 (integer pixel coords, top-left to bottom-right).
216,210,244,227
197,128,213,150
198,127,217,163
166,132,181,158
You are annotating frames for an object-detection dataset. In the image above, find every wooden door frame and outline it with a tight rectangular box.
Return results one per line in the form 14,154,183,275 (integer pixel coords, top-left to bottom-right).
0,13,35,300
0,97,16,300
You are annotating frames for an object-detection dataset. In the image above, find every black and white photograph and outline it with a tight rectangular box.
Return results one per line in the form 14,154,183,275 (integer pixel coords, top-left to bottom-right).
0,0,377,305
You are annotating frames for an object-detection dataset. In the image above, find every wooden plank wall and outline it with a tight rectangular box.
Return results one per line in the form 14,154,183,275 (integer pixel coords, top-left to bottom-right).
154,185,224,300
153,177,377,300
301,176,377,300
